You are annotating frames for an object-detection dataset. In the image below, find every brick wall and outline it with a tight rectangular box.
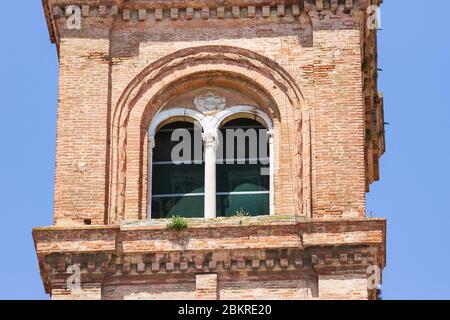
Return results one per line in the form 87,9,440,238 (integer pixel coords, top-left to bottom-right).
102,283,196,300
54,28,112,225
80,275,369,300
318,274,369,300
311,29,366,218
219,279,318,300
52,285,102,300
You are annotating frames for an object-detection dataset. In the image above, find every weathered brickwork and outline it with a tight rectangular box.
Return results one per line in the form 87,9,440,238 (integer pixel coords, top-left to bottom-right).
318,274,369,300
35,0,387,300
34,217,386,300
52,285,102,300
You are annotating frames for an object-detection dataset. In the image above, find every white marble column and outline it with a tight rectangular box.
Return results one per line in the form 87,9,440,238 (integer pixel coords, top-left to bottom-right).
202,132,218,219
147,136,155,219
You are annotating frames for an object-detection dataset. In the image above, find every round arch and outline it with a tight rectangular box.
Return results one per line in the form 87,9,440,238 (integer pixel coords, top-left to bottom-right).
109,46,311,222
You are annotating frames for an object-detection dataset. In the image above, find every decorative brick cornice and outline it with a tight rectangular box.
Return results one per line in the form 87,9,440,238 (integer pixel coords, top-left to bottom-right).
43,0,383,45
40,246,378,292
33,217,386,293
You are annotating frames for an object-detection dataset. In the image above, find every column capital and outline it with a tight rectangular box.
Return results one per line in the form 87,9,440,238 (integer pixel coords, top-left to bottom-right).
202,131,219,150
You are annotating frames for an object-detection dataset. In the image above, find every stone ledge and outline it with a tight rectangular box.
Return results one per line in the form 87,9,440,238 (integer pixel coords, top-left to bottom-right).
33,216,385,294
33,216,386,260
122,215,387,228
34,215,386,231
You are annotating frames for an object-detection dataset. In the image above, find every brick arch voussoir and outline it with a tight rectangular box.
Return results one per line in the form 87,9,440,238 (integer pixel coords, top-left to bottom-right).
113,46,305,132
110,46,309,222
139,72,278,131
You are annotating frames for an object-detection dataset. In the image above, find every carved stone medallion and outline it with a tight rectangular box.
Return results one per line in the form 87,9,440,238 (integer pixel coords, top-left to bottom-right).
194,91,227,113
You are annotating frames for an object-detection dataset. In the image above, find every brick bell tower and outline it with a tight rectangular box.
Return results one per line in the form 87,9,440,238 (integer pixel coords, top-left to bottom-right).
34,0,386,300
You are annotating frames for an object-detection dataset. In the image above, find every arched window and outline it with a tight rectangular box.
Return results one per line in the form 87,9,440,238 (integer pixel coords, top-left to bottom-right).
216,118,270,217
148,106,274,219
151,121,204,218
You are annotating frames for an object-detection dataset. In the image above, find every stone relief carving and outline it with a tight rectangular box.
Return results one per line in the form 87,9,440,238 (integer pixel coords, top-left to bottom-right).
194,91,227,113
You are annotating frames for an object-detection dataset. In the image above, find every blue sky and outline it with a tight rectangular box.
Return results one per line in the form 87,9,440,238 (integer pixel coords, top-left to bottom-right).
0,1,449,300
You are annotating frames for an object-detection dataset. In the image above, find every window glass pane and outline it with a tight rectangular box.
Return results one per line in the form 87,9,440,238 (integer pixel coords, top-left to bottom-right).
219,118,268,160
217,193,270,217
153,122,200,162
152,196,204,219
152,121,204,219
216,163,269,192
153,164,204,195
217,118,270,217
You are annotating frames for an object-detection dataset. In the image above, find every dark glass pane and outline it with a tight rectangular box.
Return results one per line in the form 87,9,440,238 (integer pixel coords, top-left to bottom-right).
153,122,203,162
153,164,204,195
217,194,270,217
216,118,270,217
152,121,204,219
219,119,268,161
216,163,269,193
152,196,204,219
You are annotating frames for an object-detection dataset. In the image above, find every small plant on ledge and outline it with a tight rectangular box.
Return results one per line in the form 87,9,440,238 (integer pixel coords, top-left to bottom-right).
166,215,188,231
234,208,251,226
234,208,251,218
